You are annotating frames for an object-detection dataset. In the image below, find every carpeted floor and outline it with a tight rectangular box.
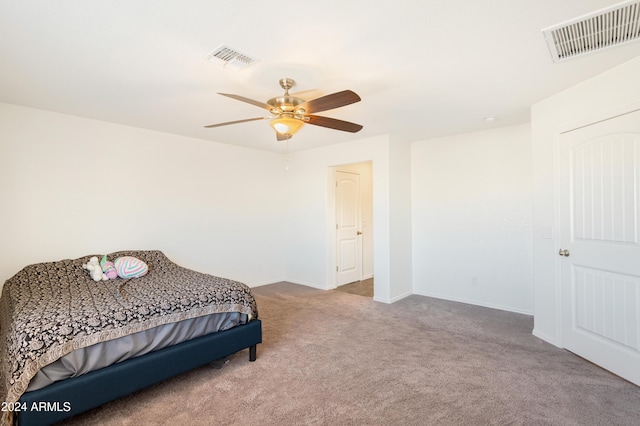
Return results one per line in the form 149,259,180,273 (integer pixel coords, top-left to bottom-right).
336,278,373,297
59,282,640,425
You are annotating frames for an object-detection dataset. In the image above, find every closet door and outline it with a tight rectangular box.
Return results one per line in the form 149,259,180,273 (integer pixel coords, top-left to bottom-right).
559,109,640,386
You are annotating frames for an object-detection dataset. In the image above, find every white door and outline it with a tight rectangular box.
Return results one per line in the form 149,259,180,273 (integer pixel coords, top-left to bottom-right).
336,171,362,286
559,109,640,386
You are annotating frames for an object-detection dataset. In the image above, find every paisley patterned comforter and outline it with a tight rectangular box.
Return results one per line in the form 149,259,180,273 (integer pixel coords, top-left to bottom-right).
0,250,258,407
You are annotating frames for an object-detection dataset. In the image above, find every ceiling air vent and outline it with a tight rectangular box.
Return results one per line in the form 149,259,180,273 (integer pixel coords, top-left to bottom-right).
206,44,258,70
542,0,640,62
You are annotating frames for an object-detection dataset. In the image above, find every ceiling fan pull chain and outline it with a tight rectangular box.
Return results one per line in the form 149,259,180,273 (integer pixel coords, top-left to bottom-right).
284,139,290,171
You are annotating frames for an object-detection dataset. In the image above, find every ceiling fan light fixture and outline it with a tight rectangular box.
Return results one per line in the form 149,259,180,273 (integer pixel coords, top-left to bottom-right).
270,116,304,136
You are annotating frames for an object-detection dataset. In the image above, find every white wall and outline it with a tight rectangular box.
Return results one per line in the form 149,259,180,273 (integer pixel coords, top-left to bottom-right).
284,134,415,303
0,104,413,304
531,56,640,345
359,162,374,280
0,103,286,288
283,135,388,294
412,124,534,314
388,136,413,301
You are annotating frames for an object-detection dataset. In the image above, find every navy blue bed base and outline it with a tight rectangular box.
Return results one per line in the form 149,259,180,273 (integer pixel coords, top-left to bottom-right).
15,319,262,426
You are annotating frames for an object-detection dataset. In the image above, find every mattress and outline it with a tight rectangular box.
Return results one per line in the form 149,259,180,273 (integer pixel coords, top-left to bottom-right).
26,311,247,392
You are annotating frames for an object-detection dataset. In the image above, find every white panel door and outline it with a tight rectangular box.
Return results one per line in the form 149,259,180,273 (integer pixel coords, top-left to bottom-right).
559,109,640,386
336,171,362,286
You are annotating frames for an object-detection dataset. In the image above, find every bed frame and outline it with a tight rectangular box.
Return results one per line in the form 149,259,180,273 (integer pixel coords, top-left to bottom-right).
15,319,262,426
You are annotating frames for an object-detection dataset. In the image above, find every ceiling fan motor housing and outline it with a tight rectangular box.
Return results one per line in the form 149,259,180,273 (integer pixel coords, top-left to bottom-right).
267,95,306,115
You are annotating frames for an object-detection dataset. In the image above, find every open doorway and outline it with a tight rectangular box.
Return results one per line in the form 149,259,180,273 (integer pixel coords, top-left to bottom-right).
331,161,373,298
336,278,374,297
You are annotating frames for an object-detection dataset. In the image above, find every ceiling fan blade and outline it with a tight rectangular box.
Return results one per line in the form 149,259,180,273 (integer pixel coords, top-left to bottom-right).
204,117,266,128
302,90,361,114
306,115,363,133
218,93,272,110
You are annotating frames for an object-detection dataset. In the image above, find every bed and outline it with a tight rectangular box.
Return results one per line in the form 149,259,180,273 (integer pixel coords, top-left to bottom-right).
0,250,262,426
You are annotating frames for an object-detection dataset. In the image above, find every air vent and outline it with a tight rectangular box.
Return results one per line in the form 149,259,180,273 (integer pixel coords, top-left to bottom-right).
542,0,640,62
206,44,259,70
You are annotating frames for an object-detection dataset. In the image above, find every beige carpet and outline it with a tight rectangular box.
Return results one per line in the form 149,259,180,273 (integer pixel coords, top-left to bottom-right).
336,278,374,297
59,282,639,425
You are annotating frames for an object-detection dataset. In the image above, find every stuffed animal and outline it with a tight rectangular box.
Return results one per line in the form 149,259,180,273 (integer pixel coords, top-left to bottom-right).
114,256,148,278
100,255,118,280
83,256,107,281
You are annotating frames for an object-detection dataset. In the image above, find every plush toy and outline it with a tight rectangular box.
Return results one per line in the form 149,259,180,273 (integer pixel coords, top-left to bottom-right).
100,255,118,280
83,256,107,281
114,256,148,279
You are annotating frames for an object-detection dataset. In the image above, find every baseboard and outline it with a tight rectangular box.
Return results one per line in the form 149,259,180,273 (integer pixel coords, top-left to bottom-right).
280,280,329,290
412,290,534,316
532,328,561,348
374,290,412,304
249,279,286,288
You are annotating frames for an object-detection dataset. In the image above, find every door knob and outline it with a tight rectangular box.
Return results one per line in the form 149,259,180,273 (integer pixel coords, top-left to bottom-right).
357,231,363,235
558,249,570,257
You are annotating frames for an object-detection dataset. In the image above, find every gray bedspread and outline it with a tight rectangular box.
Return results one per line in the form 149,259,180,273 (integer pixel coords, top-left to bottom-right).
0,250,258,409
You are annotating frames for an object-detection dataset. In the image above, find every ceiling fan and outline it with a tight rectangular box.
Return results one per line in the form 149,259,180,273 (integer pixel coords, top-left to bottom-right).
204,78,363,141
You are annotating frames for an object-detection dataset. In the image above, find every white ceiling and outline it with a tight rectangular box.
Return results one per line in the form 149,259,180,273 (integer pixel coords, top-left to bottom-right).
1,0,639,153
